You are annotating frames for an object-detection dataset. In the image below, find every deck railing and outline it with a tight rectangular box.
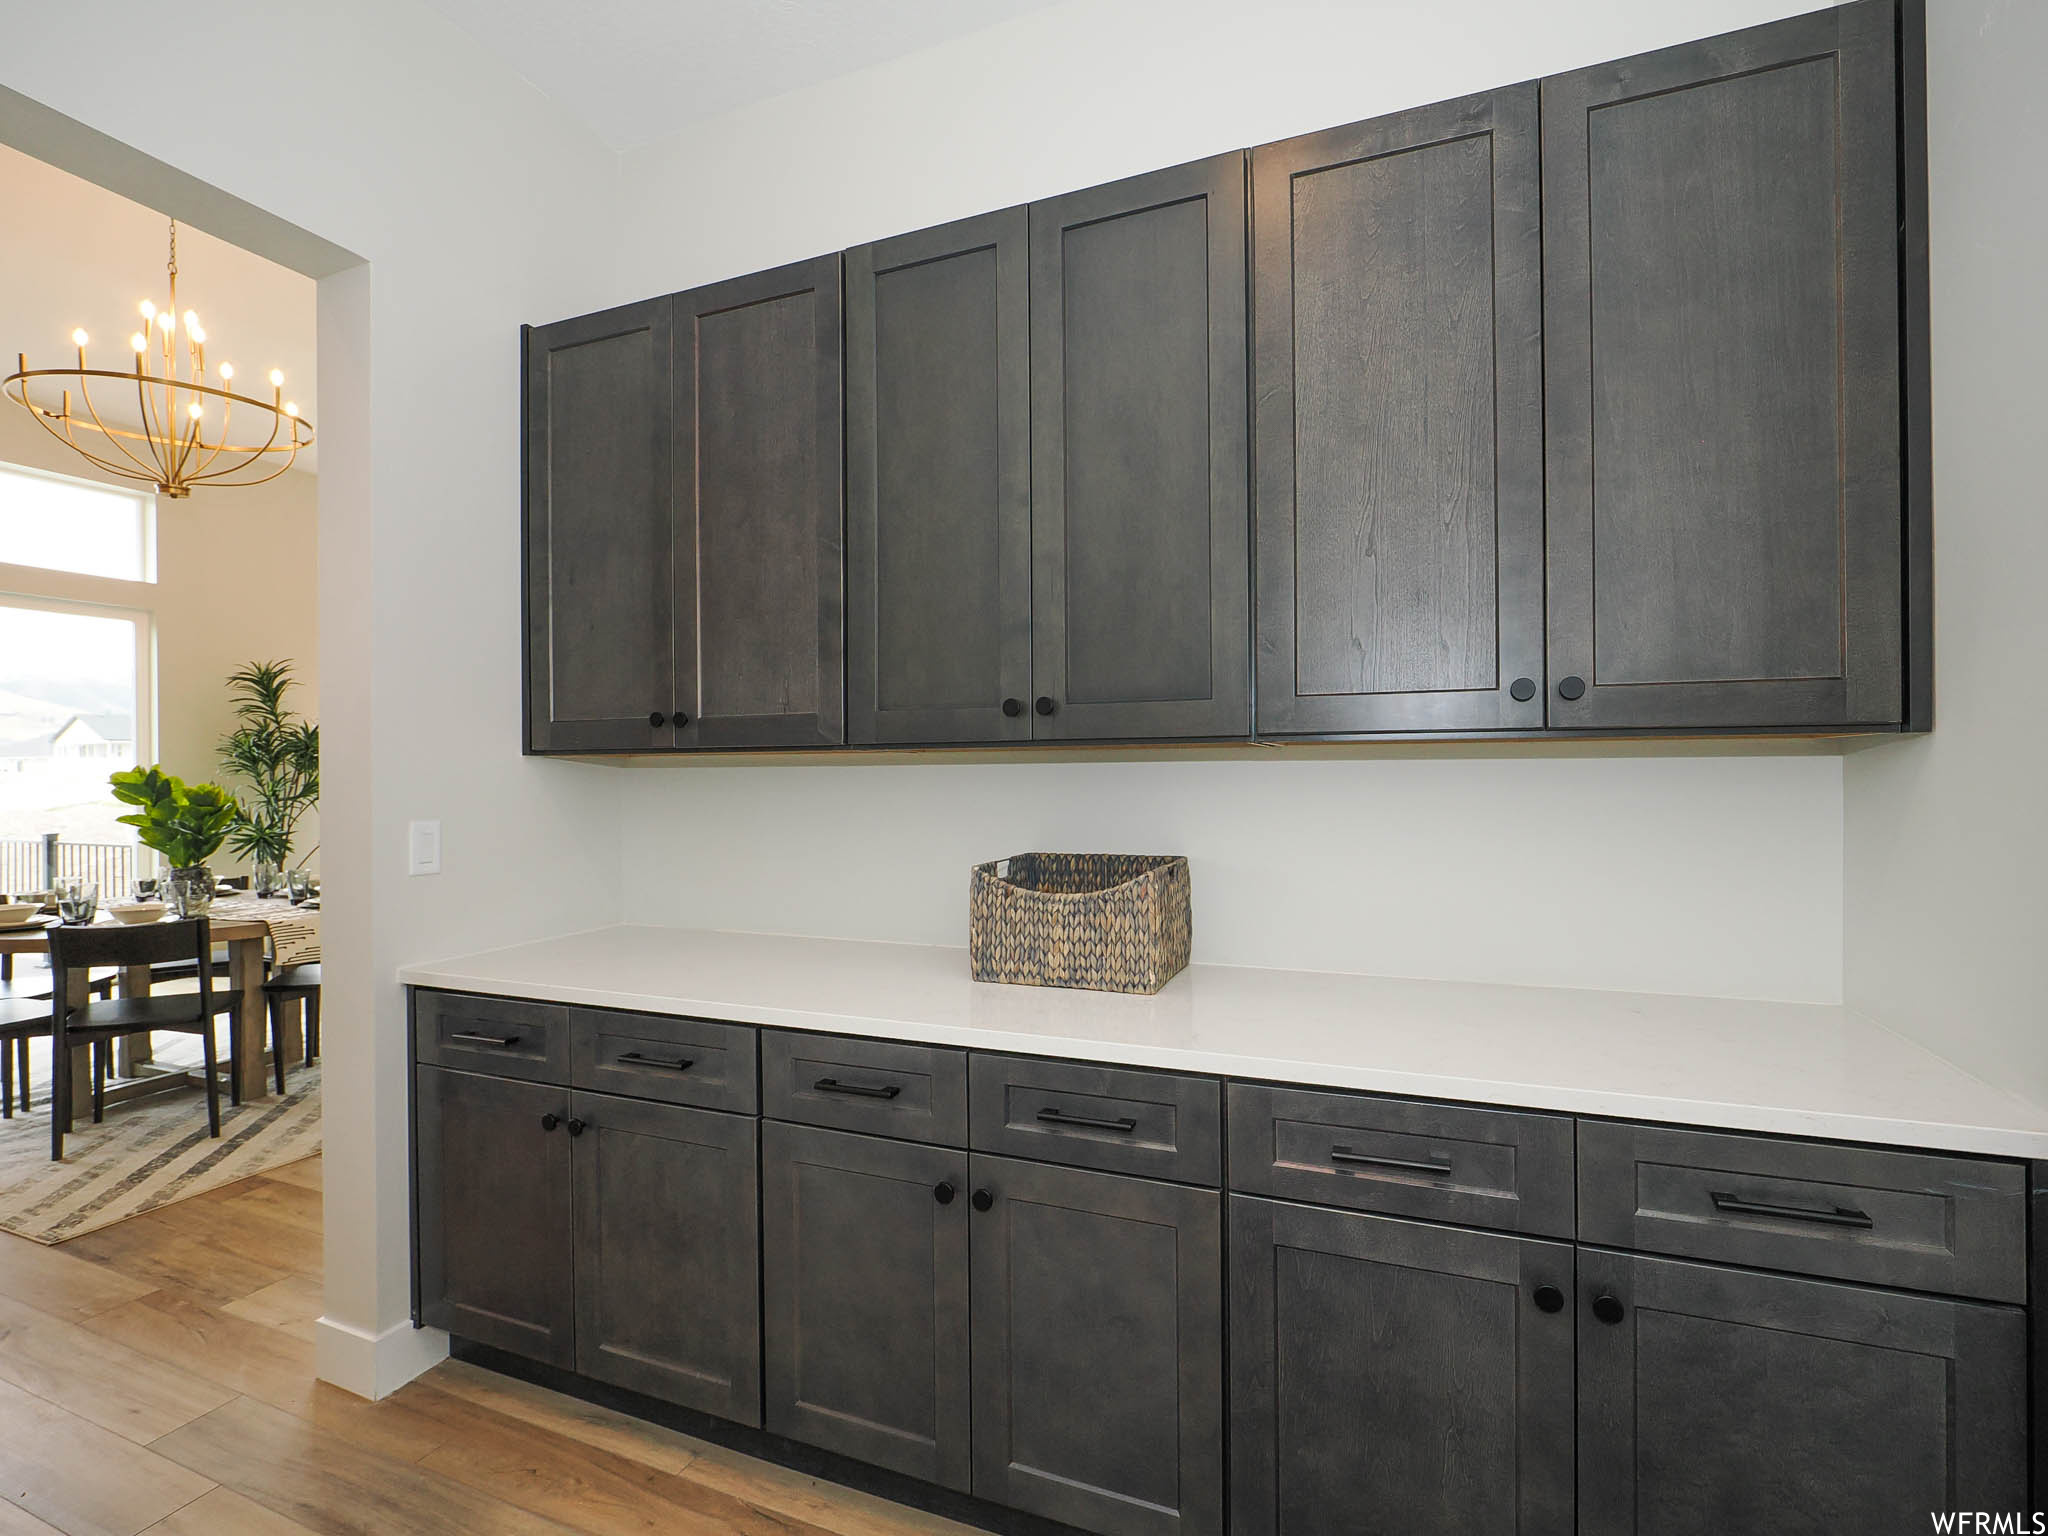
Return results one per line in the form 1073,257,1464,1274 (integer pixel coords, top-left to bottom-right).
0,835,142,898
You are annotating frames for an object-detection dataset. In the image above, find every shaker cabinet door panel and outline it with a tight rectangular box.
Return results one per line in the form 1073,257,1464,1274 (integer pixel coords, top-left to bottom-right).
1029,154,1251,742
1254,86,1545,735
1229,1197,1574,1536
571,1092,760,1423
969,1154,1223,1536
1543,2,1903,729
761,1122,972,1491
674,257,845,748
847,209,1032,745
414,1065,575,1367
1577,1250,2027,1535
524,300,675,752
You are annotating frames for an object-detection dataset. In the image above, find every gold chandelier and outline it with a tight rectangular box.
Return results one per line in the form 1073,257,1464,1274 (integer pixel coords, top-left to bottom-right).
3,218,311,498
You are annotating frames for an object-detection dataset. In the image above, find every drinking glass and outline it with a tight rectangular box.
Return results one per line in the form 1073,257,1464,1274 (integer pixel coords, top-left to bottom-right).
53,876,99,924
133,876,160,902
286,867,316,905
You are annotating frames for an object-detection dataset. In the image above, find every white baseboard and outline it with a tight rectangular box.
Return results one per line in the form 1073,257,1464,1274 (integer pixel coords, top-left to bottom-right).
315,1313,448,1400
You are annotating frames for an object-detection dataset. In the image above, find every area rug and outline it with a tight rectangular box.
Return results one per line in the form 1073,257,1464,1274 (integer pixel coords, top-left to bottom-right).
0,1064,321,1244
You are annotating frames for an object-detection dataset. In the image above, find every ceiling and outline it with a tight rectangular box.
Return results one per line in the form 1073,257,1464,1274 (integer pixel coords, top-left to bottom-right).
0,143,318,473
417,0,1069,151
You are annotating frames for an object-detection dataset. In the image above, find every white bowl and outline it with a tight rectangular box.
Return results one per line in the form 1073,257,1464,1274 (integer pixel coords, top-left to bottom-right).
0,902,38,926
108,901,167,925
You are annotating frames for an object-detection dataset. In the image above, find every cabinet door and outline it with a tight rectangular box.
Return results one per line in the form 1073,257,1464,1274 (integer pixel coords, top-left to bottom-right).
970,1154,1222,1536
571,1091,760,1423
1253,87,1543,736
847,209,1032,745
1029,154,1250,742
1543,3,1903,729
524,300,675,752
1578,1250,2027,1534
674,256,844,748
414,1065,574,1366
761,1122,971,1490
1229,1196,1573,1536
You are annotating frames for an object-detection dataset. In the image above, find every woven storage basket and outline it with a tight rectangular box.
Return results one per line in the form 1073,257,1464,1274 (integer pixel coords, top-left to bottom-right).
968,853,1191,995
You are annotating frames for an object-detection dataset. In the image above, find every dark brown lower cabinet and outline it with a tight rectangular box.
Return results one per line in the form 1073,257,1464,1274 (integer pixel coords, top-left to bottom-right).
1577,1249,2028,1535
969,1154,1223,1536
761,1122,972,1490
571,1091,760,1423
1229,1196,1574,1536
414,1065,574,1367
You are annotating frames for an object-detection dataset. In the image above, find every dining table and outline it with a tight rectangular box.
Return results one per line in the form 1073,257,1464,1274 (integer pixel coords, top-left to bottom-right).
0,893,320,1115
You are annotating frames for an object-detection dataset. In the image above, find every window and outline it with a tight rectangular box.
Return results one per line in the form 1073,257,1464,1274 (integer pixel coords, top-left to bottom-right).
0,461,155,582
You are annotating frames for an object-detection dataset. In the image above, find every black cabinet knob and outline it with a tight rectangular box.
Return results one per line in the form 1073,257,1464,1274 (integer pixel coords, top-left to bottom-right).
648,711,666,728
971,1188,995,1212
539,1112,561,1132
674,711,691,728
934,1181,957,1205
1002,698,1023,718
1592,1292,1625,1325
1532,1284,1565,1314
1558,676,1587,701
566,1117,586,1137
1034,696,1056,717
1509,677,1537,703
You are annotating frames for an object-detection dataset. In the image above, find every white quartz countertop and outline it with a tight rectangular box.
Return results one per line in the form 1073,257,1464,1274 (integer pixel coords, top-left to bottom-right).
398,925,2048,1161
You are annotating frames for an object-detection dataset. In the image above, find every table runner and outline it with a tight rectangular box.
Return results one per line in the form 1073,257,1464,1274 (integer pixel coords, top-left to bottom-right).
206,894,322,966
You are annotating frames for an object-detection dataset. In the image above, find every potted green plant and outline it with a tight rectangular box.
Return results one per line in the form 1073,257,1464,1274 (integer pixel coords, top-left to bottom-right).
216,660,320,895
109,766,239,915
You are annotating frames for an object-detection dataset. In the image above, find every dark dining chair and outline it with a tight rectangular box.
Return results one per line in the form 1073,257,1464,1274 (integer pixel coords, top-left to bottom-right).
47,919,237,1160
263,962,321,1094
0,953,114,1113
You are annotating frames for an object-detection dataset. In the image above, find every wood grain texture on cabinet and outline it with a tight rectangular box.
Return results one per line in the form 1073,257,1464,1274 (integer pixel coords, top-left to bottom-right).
969,1154,1223,1536
1576,1249,2026,1534
1229,1196,1573,1536
1542,0,1903,729
523,300,676,753
674,256,845,748
569,1091,760,1424
1253,85,1545,735
1028,153,1251,742
847,208,1032,745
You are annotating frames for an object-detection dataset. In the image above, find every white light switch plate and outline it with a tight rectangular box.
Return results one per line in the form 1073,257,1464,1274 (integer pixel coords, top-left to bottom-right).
408,819,442,876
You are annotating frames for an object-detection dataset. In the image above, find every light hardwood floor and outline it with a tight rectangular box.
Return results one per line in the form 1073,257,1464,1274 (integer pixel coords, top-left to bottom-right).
0,1155,979,1536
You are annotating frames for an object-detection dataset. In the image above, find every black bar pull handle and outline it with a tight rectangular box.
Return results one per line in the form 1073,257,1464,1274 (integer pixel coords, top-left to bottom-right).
1036,1106,1138,1133
618,1051,695,1072
814,1077,902,1101
1709,1191,1874,1229
1330,1145,1453,1177
450,1031,521,1048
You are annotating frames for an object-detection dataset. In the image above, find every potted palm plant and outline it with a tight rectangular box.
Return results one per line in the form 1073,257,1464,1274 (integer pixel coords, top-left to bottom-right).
216,660,320,895
109,767,238,915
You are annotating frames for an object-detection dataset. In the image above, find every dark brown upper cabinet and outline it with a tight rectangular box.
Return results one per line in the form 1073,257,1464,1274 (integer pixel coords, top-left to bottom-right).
1253,87,1544,736
1029,154,1252,742
524,299,676,753
846,209,1032,746
674,256,845,749
1542,1,1905,731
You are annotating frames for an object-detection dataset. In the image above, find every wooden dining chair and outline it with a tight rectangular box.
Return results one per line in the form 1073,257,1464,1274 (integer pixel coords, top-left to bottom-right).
0,953,114,1114
263,962,320,1094
46,919,237,1160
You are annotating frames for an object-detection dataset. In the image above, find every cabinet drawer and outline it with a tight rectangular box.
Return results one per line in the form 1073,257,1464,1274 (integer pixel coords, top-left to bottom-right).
763,1033,966,1145
970,1054,1220,1183
414,991,569,1084
1578,1121,2027,1303
1228,1083,1574,1237
570,1012,756,1113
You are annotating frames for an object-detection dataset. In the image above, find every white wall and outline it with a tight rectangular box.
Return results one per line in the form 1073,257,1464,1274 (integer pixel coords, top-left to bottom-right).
607,0,1853,1006
1844,0,2048,1099
0,0,625,1396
